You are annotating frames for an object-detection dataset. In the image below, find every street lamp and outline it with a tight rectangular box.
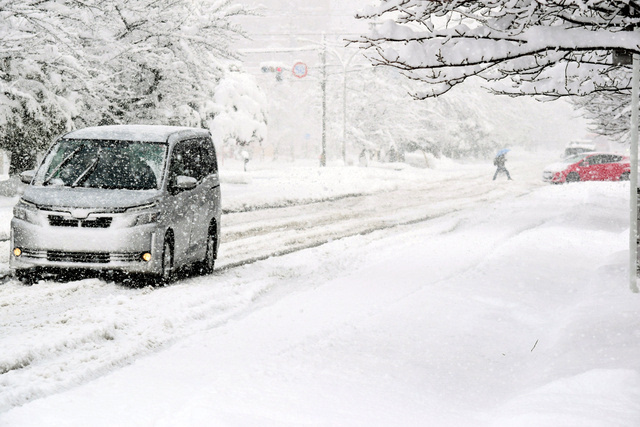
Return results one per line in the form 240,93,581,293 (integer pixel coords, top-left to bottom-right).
335,50,361,164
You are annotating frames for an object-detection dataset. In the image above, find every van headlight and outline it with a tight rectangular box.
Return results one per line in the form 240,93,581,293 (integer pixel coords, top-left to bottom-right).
133,211,159,226
125,202,159,227
13,198,39,224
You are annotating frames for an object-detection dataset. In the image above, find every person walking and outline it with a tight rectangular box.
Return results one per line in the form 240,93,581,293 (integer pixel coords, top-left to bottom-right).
493,152,512,180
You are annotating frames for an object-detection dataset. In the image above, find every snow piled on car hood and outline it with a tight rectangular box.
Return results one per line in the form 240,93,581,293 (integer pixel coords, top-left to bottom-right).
21,186,160,209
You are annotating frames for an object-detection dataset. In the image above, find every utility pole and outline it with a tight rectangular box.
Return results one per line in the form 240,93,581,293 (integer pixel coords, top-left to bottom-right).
614,5,640,292
630,51,639,292
341,50,360,165
342,65,347,164
320,34,327,167
296,37,361,166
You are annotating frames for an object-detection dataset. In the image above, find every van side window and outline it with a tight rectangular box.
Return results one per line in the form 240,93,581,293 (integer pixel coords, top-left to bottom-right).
169,141,196,184
200,138,218,175
169,138,217,187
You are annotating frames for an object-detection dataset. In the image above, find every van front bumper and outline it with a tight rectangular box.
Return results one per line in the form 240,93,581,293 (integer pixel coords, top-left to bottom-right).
10,218,163,274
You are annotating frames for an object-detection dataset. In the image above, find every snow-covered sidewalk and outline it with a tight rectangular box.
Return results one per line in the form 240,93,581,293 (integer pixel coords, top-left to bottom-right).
2,176,638,426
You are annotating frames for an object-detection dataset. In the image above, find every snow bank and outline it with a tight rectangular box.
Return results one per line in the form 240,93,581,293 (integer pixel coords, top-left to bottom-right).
218,154,507,213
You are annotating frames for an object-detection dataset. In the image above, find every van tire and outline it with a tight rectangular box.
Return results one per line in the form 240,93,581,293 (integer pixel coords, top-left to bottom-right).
158,239,174,285
197,230,217,275
15,269,38,285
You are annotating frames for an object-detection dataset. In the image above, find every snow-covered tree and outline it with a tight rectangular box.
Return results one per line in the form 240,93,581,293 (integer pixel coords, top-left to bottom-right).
334,63,535,162
417,91,495,159
354,1,640,98
0,0,254,173
85,0,250,126
572,91,629,141
0,1,90,172
208,63,268,153
343,65,428,160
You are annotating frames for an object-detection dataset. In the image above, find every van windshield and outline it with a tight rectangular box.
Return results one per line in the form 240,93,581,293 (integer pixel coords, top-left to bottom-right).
34,139,167,190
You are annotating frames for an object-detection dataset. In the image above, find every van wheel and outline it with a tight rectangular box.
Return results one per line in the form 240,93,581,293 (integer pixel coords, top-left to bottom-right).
198,231,217,275
158,239,174,284
15,269,38,285
620,172,630,181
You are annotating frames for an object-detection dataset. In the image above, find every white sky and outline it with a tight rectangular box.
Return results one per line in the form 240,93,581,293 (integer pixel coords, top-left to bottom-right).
230,0,590,155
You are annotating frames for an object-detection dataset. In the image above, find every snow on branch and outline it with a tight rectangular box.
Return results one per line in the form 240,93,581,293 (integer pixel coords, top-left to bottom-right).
353,0,640,97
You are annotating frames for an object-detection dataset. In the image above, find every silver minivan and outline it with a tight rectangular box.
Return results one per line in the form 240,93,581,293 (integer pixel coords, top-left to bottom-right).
11,125,221,283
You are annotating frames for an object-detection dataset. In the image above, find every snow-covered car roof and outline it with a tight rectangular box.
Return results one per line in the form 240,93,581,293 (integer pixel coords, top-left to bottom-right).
566,141,596,149
581,152,628,158
63,125,209,143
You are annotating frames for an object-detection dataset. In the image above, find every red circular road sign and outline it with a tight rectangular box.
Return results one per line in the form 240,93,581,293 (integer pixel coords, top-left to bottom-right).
292,62,308,78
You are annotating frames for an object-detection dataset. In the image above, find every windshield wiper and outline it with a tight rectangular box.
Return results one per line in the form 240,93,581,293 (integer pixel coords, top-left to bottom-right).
43,146,84,186
71,155,101,188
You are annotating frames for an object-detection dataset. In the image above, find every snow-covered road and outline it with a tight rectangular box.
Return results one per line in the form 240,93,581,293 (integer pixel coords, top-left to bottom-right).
219,169,539,269
1,159,538,412
2,152,638,426
0,157,540,412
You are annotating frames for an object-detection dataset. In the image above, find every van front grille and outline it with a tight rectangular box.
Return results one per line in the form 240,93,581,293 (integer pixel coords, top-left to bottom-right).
47,251,111,263
81,217,112,228
48,216,78,227
20,249,143,264
48,215,112,228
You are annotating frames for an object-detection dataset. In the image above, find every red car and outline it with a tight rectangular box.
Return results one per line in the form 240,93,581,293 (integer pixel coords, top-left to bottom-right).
543,152,630,184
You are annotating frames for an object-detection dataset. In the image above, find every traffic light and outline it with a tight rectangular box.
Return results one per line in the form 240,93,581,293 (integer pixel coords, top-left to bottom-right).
260,63,285,82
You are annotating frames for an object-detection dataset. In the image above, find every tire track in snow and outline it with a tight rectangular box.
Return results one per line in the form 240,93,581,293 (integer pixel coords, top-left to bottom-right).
217,180,536,269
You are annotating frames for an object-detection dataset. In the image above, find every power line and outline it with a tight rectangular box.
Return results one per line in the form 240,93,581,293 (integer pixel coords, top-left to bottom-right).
257,13,359,17
244,32,365,37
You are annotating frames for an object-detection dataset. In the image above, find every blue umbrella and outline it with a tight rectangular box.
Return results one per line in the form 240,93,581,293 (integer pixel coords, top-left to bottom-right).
495,148,510,157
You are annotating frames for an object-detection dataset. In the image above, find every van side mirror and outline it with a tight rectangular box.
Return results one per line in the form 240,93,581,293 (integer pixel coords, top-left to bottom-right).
20,170,36,184
173,175,197,191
